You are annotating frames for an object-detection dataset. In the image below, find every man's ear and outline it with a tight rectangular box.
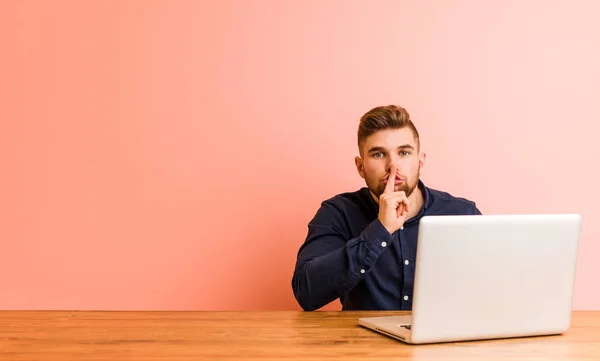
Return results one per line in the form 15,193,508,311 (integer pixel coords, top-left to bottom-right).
355,156,365,179
419,152,427,176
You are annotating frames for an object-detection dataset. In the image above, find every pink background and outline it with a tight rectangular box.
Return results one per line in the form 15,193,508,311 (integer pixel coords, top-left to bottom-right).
1,0,598,310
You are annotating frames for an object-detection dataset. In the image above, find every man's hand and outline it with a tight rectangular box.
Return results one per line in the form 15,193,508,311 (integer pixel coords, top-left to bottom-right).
378,165,411,235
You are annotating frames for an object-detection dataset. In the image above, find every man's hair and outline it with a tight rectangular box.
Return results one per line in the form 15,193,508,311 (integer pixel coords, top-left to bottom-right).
357,105,420,154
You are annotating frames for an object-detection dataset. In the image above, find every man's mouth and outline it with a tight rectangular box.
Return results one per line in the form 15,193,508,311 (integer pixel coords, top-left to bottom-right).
383,175,405,185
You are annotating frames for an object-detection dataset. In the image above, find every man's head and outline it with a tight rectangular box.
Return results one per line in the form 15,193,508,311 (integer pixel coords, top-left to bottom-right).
354,105,426,200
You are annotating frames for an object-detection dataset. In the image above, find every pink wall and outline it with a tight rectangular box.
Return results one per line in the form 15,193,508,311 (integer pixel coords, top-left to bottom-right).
1,0,598,310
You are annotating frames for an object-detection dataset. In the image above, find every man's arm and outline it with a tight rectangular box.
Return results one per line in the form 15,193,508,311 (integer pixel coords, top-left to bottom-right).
291,201,393,311
292,166,409,311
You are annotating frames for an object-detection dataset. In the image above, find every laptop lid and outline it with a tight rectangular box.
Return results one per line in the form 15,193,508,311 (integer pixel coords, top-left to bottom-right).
408,213,581,344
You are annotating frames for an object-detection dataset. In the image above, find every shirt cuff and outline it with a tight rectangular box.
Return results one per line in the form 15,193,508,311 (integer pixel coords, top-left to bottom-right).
360,218,394,255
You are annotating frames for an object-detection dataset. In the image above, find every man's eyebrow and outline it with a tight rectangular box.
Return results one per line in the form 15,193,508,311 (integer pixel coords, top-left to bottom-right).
367,146,386,153
367,144,414,153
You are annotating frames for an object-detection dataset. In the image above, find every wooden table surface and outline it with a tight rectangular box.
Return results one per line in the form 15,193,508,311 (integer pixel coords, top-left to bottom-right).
1,311,599,360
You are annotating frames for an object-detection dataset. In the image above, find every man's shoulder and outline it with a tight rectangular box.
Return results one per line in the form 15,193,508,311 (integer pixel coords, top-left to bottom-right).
308,188,373,225
321,187,371,209
426,186,479,211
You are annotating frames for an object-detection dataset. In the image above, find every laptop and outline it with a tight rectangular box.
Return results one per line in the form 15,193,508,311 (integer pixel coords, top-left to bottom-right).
359,213,581,344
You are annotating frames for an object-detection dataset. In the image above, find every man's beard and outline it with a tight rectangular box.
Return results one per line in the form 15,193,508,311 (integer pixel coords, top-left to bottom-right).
368,169,420,200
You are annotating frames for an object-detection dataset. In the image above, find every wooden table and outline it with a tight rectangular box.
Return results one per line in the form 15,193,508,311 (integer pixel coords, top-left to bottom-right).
1,311,598,360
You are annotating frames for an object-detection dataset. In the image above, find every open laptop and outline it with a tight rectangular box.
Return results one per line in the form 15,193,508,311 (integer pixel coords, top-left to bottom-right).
359,213,581,344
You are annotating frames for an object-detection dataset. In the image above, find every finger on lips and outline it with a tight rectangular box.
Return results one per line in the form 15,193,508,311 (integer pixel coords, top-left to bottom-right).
384,165,396,193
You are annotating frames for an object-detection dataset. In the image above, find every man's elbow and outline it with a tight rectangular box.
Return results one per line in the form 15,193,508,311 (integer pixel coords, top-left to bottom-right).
294,287,323,311
296,295,320,311
291,268,322,311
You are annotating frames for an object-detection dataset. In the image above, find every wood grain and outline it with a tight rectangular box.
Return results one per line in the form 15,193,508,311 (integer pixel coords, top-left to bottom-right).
1,311,598,360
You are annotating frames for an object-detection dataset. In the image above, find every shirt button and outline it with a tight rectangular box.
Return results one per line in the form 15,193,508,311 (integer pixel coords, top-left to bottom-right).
360,269,365,274
404,260,409,265
381,241,387,247
400,226,404,230
404,295,409,301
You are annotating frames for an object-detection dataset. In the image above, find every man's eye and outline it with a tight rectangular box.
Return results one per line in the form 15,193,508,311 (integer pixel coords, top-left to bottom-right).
373,152,384,158
400,151,410,156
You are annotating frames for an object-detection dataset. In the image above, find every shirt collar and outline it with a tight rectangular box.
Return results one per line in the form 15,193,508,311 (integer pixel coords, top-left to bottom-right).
410,179,430,223
419,179,431,211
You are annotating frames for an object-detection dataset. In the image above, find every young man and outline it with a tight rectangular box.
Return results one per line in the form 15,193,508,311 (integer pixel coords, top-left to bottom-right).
291,105,481,311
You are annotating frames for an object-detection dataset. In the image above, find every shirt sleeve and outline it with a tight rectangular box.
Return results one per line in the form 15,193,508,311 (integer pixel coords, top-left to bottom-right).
291,200,393,311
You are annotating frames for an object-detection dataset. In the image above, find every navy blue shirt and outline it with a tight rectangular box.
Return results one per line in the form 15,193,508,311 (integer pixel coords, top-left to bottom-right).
292,180,481,311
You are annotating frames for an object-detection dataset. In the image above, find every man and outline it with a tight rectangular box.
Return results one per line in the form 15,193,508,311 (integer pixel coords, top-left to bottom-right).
291,105,481,311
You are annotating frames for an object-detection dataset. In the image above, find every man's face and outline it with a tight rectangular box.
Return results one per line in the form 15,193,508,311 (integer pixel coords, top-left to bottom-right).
355,128,426,200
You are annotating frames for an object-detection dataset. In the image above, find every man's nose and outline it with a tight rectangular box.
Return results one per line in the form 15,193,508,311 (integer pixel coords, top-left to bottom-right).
386,156,401,173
